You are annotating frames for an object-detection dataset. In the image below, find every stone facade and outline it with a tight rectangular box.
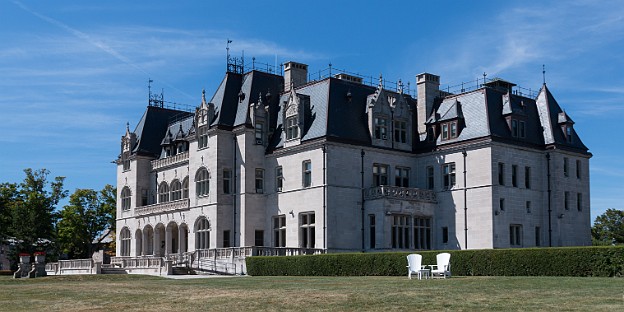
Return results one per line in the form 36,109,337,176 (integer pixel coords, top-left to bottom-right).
116,61,591,257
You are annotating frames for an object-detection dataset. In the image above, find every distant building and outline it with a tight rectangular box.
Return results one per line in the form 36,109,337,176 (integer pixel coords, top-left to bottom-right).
115,61,591,258
0,243,10,270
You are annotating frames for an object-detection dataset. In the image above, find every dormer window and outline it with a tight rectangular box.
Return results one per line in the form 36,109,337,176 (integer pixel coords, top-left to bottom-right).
255,122,264,144
198,127,208,149
122,152,130,171
441,121,458,141
394,120,407,143
565,125,573,143
286,116,299,140
374,117,388,140
427,127,435,142
511,119,526,138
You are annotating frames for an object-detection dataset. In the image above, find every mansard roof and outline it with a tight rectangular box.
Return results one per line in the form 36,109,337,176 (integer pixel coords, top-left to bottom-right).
131,106,192,157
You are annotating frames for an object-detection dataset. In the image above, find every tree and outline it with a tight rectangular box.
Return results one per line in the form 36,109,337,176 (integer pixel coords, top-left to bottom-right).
57,185,116,258
10,169,67,254
592,209,624,244
0,183,18,240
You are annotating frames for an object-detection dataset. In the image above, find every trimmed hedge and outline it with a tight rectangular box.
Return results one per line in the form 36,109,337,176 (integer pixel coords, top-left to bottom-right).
246,246,624,277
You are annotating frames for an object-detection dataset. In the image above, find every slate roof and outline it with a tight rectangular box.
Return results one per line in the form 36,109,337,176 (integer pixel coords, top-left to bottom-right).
535,84,588,151
158,116,195,158
131,106,192,157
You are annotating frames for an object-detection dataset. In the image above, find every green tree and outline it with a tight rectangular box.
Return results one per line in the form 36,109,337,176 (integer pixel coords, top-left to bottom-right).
0,183,18,240
592,208,624,244
10,169,67,254
57,185,116,258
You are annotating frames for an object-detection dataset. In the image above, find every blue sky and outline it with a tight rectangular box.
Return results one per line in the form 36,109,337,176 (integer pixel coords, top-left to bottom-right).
1,0,622,221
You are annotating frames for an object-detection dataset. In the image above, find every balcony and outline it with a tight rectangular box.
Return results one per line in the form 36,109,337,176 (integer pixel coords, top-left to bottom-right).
363,185,437,203
151,151,189,170
134,199,190,216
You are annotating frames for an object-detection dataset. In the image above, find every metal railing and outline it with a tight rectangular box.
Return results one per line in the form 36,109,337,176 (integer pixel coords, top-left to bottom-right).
151,151,189,170
134,198,190,216
363,185,437,203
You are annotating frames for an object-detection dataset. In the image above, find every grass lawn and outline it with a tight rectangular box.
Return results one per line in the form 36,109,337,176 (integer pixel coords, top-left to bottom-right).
1,274,623,311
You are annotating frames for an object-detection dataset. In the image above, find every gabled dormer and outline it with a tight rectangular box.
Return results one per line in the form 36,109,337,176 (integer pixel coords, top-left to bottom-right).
250,92,269,146
195,89,214,149
558,111,575,144
501,92,528,139
283,87,305,148
121,122,137,171
426,98,464,143
366,75,393,148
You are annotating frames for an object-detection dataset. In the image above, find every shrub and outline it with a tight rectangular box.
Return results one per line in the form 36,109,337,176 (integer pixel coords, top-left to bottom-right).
246,246,624,277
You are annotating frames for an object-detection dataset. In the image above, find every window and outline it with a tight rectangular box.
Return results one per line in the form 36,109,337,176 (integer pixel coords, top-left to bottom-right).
223,230,231,248
565,191,570,210
441,123,449,140
286,117,299,140
223,169,232,194
182,177,189,199
158,182,169,203
300,212,315,248
374,117,388,139
577,193,582,211
391,215,410,249
519,121,526,138
373,164,389,186
427,127,435,142
442,227,449,244
426,166,434,190
535,227,541,247
275,166,283,192
563,157,569,177
441,121,458,140
394,120,407,143
512,165,518,187
576,160,581,179
511,119,518,137
195,168,209,197
395,167,410,187
141,189,148,206
498,163,505,185
450,122,457,138
255,230,264,246
120,227,131,256
198,127,208,149
122,152,131,171
195,218,210,249
442,163,456,190
510,224,522,246
255,122,264,144
255,169,264,194
302,161,312,187
121,187,131,211
566,126,573,143
524,166,531,189
526,201,531,214
170,180,182,201
273,215,286,247
413,217,431,250
369,214,376,249
500,198,505,211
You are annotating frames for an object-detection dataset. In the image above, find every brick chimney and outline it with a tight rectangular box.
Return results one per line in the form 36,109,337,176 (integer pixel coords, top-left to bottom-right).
416,73,440,135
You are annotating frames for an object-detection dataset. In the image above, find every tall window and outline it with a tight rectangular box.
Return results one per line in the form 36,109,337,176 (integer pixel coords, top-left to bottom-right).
300,212,315,248
511,119,518,137
369,214,376,249
566,126,573,143
273,215,286,247
450,121,457,138
564,191,570,210
195,218,210,249
391,215,410,249
413,217,431,250
198,127,208,149
512,165,518,187
427,127,435,142
498,163,505,185
426,166,434,190
275,166,284,192
120,227,131,256
182,177,189,199
158,182,169,203
255,122,264,144
255,168,264,194
223,230,230,248
577,193,582,211
441,123,449,140
170,180,182,201
524,166,531,189
373,164,389,186
122,152,131,171
302,161,312,187
441,121,458,140
563,157,569,177
223,169,232,194
500,198,505,211
526,201,531,214
510,224,522,247
195,168,209,197
535,227,541,246
395,167,410,187
519,121,526,138
121,187,131,211
576,160,581,179
442,227,449,244
374,117,388,139
286,117,299,140
394,120,407,143
442,163,456,190
255,230,264,246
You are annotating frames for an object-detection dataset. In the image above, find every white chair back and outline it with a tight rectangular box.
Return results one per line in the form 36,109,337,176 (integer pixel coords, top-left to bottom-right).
407,254,422,272
437,252,451,270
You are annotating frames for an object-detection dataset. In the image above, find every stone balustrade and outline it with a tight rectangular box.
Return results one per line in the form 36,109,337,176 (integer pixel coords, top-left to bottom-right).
134,199,190,216
363,185,437,203
151,151,189,170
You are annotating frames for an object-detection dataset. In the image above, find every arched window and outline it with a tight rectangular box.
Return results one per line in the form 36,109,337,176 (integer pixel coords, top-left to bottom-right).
121,187,131,210
195,218,211,249
182,177,189,199
120,227,131,256
158,182,169,203
171,180,182,201
195,168,209,197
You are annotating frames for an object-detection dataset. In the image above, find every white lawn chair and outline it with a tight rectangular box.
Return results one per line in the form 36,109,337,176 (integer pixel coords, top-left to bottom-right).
429,252,451,279
406,254,429,280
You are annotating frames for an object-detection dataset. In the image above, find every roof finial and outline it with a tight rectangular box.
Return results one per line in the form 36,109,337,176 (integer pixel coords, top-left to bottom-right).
398,79,404,94
201,88,207,105
542,64,546,85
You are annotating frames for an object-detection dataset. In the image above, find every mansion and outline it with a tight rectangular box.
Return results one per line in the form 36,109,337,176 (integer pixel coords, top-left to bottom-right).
116,61,591,258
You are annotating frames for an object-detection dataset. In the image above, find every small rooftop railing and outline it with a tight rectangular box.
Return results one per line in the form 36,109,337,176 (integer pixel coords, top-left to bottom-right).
440,77,539,98
364,185,437,203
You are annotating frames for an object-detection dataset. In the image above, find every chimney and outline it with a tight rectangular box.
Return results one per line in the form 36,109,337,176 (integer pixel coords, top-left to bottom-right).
416,73,440,135
284,61,308,92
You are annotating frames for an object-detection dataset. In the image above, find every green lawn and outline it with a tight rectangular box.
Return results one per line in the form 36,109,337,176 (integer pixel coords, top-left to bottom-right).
1,274,623,311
